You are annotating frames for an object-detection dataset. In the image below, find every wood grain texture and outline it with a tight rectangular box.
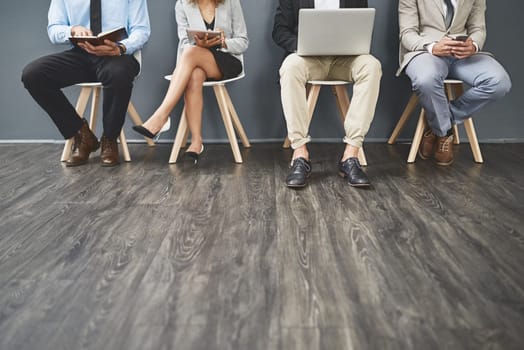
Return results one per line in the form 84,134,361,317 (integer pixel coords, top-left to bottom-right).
0,143,523,350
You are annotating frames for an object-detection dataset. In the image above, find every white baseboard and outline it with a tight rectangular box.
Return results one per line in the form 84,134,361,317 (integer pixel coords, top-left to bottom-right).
1,138,523,144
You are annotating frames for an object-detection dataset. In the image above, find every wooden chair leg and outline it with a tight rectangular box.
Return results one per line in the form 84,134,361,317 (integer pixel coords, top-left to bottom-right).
407,109,427,163
88,86,101,130
169,108,189,164
452,124,460,144
446,83,461,144
388,93,419,144
127,101,155,146
306,84,321,120
223,88,250,148
357,148,367,167
214,85,243,163
183,124,190,148
61,87,92,161
463,118,483,163
445,83,455,100
332,85,351,124
119,130,131,162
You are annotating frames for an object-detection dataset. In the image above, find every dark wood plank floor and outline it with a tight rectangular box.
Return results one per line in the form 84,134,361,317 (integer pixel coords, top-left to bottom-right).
1,142,523,350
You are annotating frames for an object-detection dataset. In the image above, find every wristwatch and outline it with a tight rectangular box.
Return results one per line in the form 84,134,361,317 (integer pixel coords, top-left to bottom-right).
117,43,126,56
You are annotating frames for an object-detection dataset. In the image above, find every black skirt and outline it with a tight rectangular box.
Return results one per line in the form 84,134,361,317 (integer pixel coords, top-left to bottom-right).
208,49,242,80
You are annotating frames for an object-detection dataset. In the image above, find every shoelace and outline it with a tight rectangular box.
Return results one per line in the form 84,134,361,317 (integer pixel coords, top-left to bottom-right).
438,137,452,152
102,139,117,153
291,158,311,172
72,132,86,151
344,158,361,169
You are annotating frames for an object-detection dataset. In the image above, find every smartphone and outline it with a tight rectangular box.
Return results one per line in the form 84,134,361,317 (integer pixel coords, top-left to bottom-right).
452,35,469,42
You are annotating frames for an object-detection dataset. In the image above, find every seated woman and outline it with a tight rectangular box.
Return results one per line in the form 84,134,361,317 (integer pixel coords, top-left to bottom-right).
133,0,248,161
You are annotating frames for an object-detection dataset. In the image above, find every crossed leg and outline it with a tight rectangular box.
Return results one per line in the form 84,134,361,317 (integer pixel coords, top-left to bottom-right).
141,46,222,136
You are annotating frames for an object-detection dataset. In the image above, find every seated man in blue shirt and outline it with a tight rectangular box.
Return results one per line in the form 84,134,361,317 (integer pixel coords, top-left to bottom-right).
22,0,150,167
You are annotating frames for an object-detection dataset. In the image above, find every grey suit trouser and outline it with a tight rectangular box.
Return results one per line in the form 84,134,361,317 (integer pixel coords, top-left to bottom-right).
405,53,511,137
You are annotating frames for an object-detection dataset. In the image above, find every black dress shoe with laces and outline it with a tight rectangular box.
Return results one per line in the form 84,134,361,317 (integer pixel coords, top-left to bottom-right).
338,157,370,187
285,157,312,188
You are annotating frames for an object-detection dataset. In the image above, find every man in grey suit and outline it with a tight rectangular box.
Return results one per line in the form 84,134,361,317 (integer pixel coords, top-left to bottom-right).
398,0,511,166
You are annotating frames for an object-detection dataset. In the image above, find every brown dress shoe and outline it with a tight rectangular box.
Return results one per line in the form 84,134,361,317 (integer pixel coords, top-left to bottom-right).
434,134,454,166
66,120,99,167
418,129,437,160
100,136,120,167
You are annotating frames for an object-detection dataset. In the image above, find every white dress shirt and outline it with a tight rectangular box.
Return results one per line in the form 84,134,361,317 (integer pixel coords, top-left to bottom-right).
443,0,458,14
314,0,340,9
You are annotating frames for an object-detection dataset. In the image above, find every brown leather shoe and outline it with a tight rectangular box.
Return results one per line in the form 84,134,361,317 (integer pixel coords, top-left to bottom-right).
100,135,120,167
434,134,454,166
418,129,437,160
66,120,99,167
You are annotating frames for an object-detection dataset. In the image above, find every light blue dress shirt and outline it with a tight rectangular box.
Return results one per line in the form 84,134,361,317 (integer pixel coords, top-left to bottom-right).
47,0,151,55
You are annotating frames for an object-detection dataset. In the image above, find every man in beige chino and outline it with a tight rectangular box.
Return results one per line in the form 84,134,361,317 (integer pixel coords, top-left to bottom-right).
273,0,382,188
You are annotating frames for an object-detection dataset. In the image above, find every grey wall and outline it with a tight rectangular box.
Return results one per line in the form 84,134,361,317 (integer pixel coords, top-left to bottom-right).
0,0,521,142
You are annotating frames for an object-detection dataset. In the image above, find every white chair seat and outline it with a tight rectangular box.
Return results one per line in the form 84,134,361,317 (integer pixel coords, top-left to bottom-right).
443,79,463,84
165,73,245,86
307,80,349,86
75,82,103,87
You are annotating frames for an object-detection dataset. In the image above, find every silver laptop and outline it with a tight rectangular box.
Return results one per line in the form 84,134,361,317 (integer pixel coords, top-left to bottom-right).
297,8,375,56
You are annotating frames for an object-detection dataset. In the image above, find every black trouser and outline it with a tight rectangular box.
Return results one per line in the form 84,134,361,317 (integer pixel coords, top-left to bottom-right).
21,48,140,139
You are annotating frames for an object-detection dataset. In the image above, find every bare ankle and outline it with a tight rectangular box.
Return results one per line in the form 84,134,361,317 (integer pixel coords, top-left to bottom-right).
342,145,359,161
188,139,203,152
292,146,309,161
144,114,168,133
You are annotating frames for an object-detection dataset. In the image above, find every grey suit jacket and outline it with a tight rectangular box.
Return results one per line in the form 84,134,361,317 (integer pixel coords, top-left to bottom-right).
397,0,487,75
175,0,249,63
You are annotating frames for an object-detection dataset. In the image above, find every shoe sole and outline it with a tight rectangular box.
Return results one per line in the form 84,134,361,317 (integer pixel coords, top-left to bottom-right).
434,159,454,166
286,182,307,188
338,172,371,187
65,144,99,167
286,173,311,188
101,162,120,167
348,182,371,187
418,150,433,160
65,161,88,167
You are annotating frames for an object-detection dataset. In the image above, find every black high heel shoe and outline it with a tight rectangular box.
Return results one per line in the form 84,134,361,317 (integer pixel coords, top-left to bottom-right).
185,144,204,164
132,118,171,141
132,125,156,138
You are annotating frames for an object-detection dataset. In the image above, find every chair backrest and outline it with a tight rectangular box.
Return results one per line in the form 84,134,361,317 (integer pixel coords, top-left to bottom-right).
238,54,245,75
134,50,142,76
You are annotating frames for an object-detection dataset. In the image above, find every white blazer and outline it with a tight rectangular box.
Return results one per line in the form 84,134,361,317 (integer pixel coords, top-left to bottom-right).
175,0,249,64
